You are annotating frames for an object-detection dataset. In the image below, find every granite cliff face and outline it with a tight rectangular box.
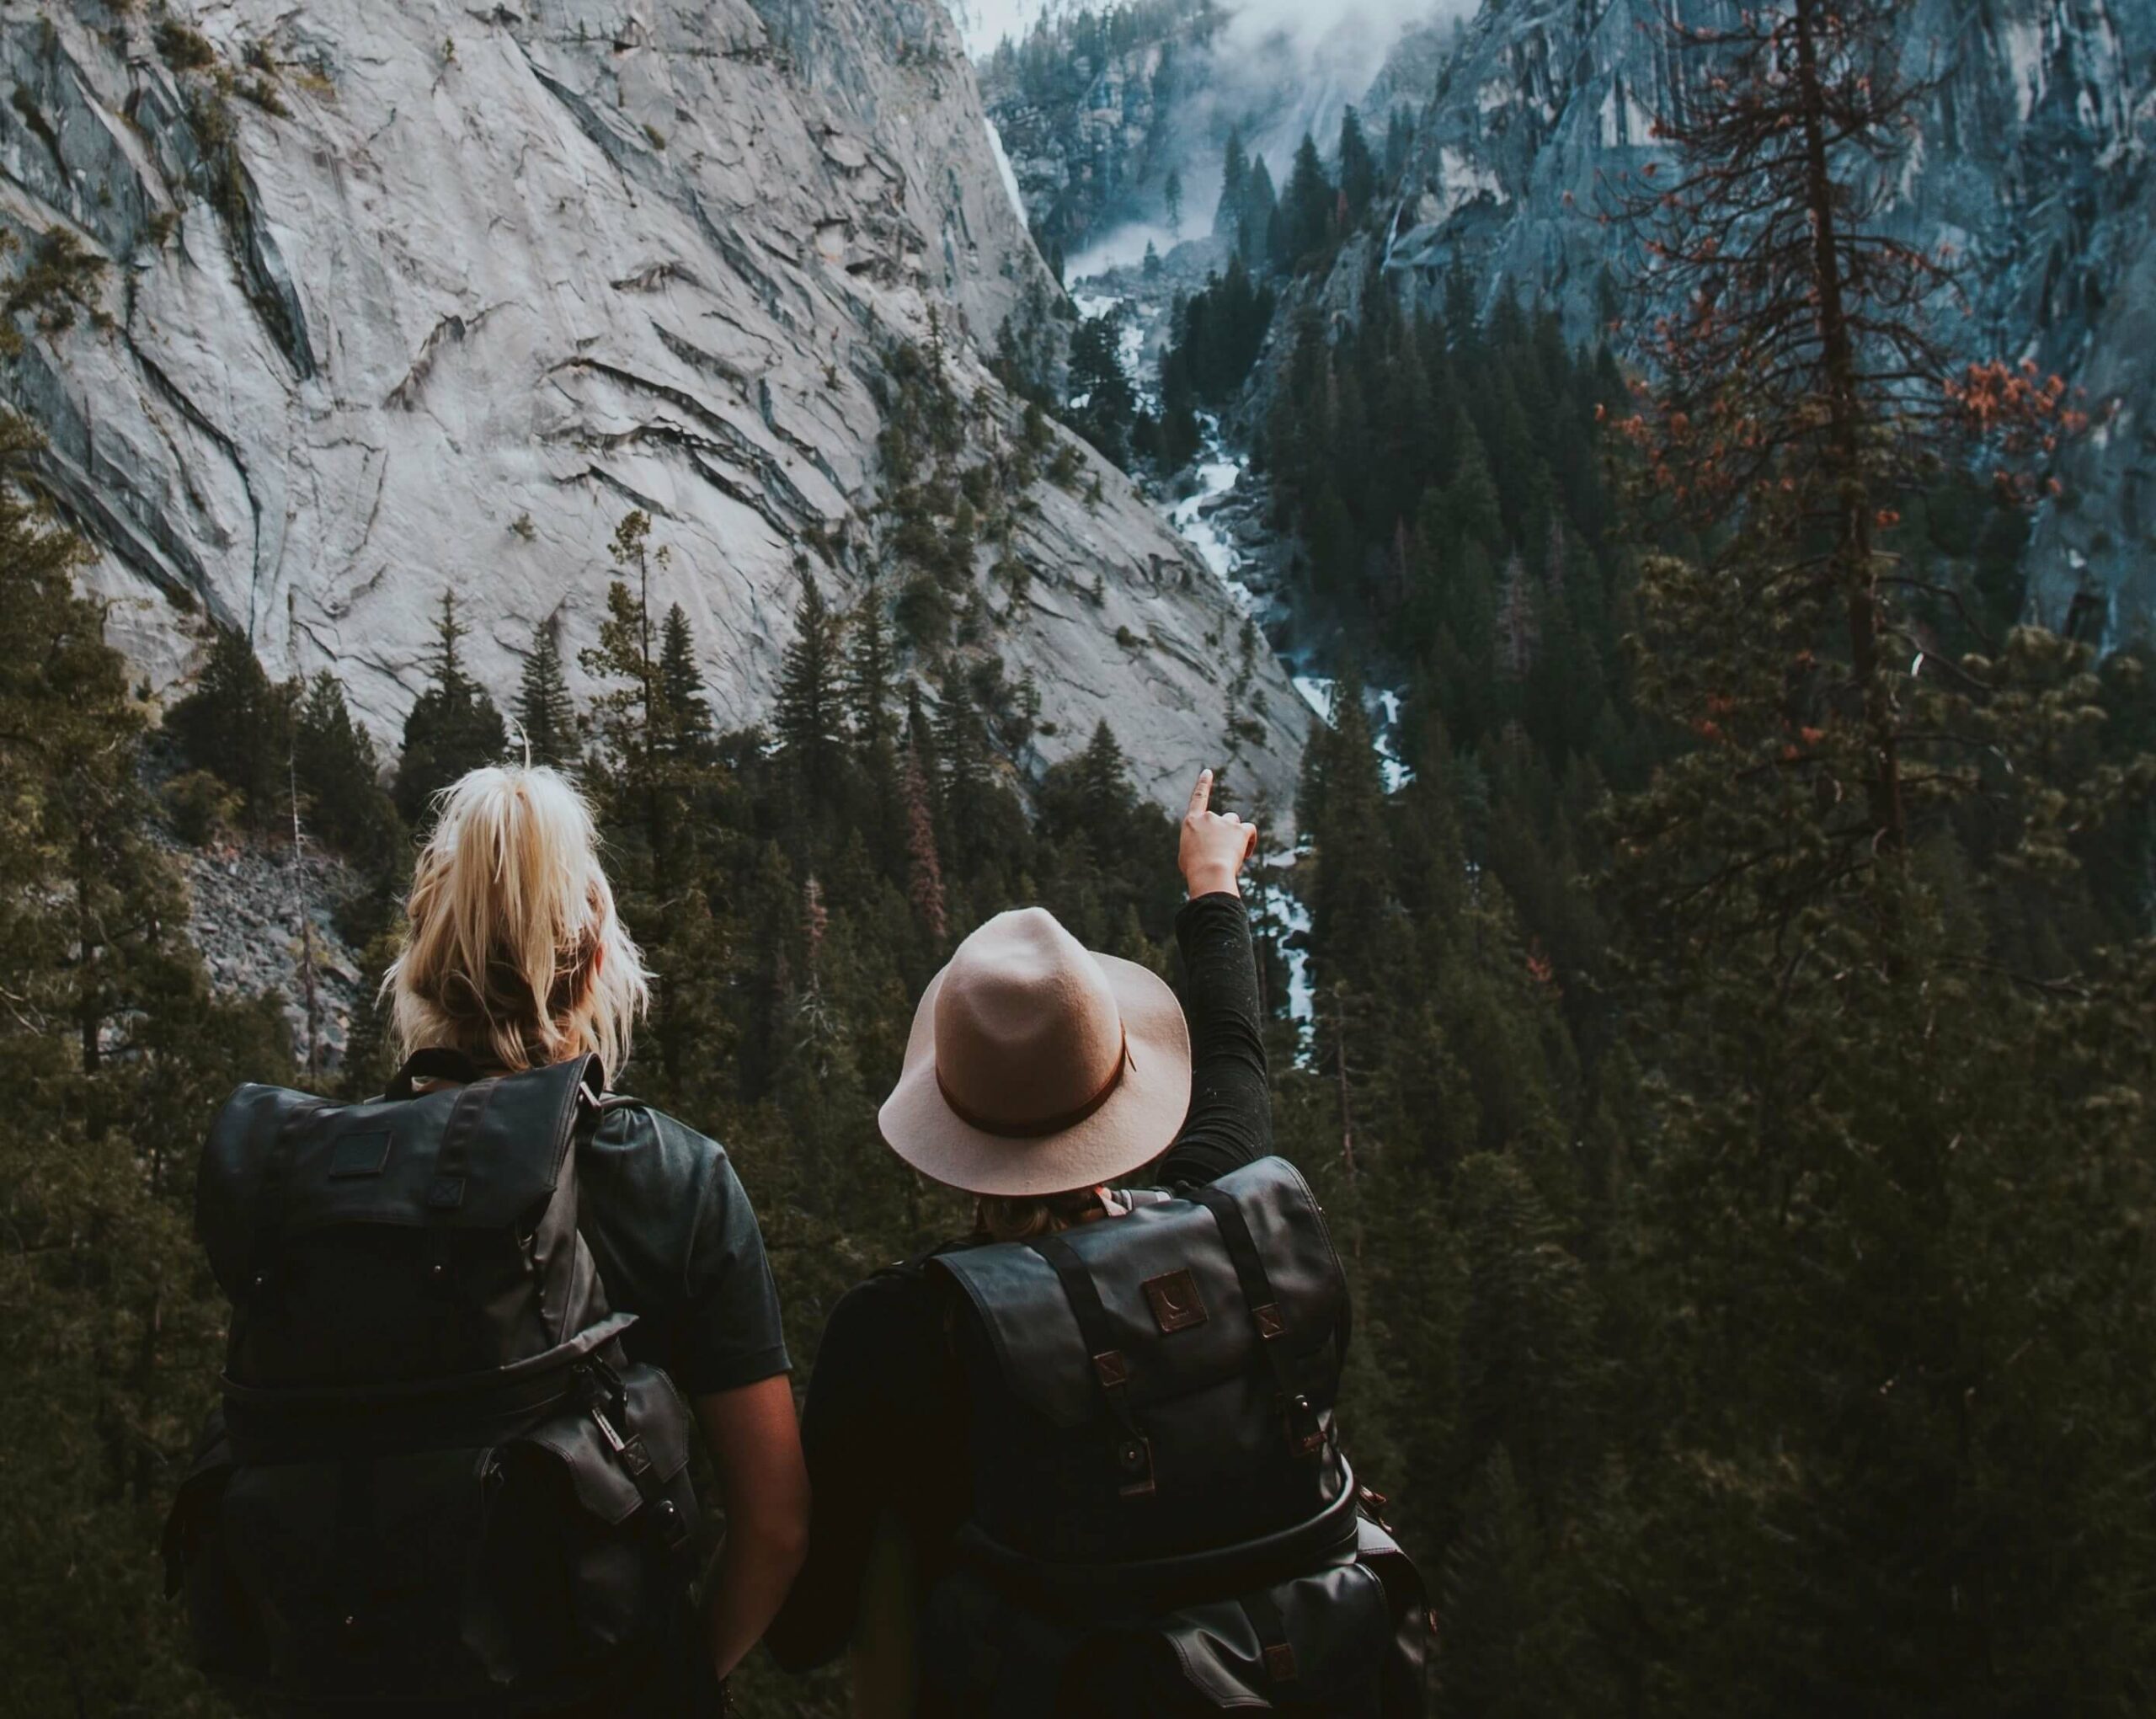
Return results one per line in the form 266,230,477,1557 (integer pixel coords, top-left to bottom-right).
1374,0,2156,638
0,0,1307,809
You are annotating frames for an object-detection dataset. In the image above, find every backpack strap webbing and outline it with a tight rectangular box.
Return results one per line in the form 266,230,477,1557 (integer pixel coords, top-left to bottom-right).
424,1077,499,1293
1241,1583,1301,1689
1187,1184,1326,1460
1031,1232,1157,1501
244,1100,326,1302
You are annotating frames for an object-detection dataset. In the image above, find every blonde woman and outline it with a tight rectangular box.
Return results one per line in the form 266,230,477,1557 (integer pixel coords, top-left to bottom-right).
382,765,808,1706
172,764,805,1716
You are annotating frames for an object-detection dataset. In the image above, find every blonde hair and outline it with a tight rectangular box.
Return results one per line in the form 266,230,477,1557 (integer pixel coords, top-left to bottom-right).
974,1188,1108,1245
385,766,649,1081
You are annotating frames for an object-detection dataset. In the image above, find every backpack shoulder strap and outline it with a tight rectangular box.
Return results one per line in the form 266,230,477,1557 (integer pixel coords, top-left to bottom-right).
1033,1231,1159,1500
1187,1182,1329,1460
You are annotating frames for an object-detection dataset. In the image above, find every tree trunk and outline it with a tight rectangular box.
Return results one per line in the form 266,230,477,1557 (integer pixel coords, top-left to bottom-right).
1793,0,1907,859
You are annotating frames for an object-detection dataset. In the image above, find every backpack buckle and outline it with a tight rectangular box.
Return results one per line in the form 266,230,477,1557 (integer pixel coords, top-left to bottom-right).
1284,1394,1326,1460
1115,1435,1155,1500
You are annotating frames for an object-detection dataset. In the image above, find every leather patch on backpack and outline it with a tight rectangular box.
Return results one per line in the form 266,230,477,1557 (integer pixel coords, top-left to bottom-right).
327,1131,392,1178
1142,1268,1207,1333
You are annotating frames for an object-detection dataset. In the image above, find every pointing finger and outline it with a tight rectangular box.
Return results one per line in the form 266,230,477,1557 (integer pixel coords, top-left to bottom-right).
1187,768,1214,819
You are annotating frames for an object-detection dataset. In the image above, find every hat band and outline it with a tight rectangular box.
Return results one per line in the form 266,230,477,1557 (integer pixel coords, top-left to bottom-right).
936,1033,1131,1140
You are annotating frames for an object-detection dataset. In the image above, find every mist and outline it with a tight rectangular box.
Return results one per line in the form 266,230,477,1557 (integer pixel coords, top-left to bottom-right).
969,0,1478,280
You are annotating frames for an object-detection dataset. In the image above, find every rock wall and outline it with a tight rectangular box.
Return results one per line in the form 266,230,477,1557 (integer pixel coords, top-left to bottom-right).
0,0,1307,811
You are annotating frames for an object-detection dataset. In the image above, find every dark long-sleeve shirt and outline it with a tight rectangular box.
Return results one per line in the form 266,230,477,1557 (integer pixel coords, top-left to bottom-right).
765,892,1270,1673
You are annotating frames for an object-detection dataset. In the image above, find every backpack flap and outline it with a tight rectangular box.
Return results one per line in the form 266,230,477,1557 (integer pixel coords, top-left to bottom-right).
931,1156,1348,1429
199,1056,600,1294
200,1056,609,1391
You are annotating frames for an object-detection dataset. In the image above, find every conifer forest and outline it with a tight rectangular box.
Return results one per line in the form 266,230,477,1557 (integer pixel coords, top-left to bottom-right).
3,0,2154,1714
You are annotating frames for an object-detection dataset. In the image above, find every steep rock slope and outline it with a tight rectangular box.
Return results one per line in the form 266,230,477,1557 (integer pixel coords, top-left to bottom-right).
0,0,1305,807
1374,0,2156,637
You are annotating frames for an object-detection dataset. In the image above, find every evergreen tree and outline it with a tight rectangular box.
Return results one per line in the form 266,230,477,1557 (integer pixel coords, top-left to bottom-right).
1164,166,1183,235
903,735,947,950
1282,131,1333,269
1066,307,1138,468
1214,126,1248,238
166,622,294,832
1241,157,1279,273
846,585,898,752
515,611,578,768
1337,105,1377,222
394,590,506,826
656,603,712,761
775,573,843,806
294,670,400,867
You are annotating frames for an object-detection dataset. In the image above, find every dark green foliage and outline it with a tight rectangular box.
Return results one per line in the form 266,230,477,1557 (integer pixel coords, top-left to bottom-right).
1239,156,1278,274
1156,255,1275,467
1279,132,1334,271
294,671,400,867
1337,106,1377,224
515,611,578,767
1065,306,1138,469
165,623,295,833
0,406,296,1714
775,574,844,809
394,591,506,826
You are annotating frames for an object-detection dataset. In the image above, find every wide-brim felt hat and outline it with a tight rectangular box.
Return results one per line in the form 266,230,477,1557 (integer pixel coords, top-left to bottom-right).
878,906,1193,1198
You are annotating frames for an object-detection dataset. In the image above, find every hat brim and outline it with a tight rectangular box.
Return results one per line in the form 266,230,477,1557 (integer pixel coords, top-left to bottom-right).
878,951,1193,1198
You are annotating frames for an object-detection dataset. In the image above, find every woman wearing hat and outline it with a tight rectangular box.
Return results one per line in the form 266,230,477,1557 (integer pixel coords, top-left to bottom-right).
766,767,1269,1707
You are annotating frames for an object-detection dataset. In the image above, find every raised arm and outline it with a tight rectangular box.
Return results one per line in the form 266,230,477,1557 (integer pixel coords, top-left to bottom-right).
1158,769,1270,1188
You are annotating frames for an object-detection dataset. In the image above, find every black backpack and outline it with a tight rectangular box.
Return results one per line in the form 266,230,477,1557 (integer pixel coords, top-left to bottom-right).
160,1051,702,1714
921,1156,1428,1716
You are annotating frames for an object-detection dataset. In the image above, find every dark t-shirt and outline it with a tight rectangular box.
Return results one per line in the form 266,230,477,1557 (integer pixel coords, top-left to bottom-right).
576,1102,792,1396
765,892,1270,1673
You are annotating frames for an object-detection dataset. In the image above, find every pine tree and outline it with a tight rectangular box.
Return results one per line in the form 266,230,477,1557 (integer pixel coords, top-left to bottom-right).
1066,307,1137,468
394,590,506,825
1282,131,1333,269
1164,166,1183,235
1242,157,1279,273
656,603,712,761
846,585,897,751
515,611,577,768
294,670,399,866
166,622,295,832
1214,127,1248,239
774,572,843,805
902,735,947,950
1337,105,1378,222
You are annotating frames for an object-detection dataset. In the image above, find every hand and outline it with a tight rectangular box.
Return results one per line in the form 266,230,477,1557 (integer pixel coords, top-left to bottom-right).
1180,768,1259,900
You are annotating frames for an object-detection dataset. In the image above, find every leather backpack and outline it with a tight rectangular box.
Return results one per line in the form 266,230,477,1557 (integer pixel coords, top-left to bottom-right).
921,1156,1428,1715
161,1050,700,1713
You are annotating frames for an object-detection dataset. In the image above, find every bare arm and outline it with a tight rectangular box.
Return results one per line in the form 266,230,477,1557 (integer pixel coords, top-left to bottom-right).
694,1374,811,1680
